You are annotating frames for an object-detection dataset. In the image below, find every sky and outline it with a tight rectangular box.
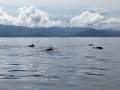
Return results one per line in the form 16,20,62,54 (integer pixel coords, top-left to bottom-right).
0,0,119,29
0,0,119,16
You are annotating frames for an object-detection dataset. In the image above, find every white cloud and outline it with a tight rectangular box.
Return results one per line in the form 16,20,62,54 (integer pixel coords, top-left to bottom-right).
93,5,109,15
17,6,62,27
0,7,16,25
103,17,120,25
70,11,105,27
70,7,120,29
0,6,119,29
0,6,62,27
101,17,120,29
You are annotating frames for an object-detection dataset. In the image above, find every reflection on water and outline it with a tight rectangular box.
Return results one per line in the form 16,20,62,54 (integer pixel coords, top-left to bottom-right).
0,38,119,90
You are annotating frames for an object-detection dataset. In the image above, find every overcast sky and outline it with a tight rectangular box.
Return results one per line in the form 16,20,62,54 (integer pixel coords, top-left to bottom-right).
0,0,119,8
0,0,119,17
0,0,119,28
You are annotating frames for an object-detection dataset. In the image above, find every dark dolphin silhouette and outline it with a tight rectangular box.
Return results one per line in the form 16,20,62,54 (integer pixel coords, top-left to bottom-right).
45,47,54,51
93,46,103,49
27,44,35,48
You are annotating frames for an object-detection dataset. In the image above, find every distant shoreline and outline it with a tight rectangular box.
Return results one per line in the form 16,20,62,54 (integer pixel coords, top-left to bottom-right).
0,24,120,37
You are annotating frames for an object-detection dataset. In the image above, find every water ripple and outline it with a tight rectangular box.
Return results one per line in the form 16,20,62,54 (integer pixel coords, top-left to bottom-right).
8,70,28,72
86,67,108,71
84,72,104,77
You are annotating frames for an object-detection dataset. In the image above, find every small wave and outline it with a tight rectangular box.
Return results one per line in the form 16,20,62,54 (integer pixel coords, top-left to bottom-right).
1,75,20,79
29,74,60,80
84,72,104,76
8,70,28,72
86,67,108,71
0,74,6,76
97,58,111,63
84,56,95,59
29,74,43,77
56,65,76,69
7,64,21,65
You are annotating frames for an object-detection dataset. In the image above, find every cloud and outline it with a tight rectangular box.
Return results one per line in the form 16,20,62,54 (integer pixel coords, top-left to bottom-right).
103,17,120,25
101,17,120,29
70,10,105,27
0,6,119,29
0,7,16,25
70,7,120,29
93,5,109,15
0,6,62,27
17,6,62,27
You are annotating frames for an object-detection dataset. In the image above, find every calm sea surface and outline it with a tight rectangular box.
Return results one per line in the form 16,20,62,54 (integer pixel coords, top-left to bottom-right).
0,37,119,90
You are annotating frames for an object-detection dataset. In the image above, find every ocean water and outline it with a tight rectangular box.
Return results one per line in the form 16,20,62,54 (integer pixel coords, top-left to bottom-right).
0,37,120,90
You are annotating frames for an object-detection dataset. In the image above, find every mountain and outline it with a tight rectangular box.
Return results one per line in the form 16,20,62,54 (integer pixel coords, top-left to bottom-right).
0,24,120,37
74,28,120,37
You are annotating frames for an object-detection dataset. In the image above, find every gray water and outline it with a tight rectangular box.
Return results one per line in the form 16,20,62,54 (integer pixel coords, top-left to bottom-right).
0,37,120,90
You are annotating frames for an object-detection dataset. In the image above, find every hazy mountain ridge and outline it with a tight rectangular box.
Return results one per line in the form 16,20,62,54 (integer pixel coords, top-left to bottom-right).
0,24,119,37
